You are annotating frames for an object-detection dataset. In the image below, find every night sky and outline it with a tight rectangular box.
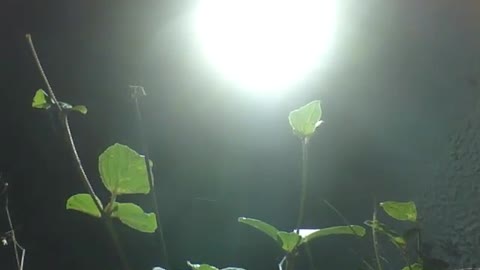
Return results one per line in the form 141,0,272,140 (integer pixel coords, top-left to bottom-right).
2,1,480,270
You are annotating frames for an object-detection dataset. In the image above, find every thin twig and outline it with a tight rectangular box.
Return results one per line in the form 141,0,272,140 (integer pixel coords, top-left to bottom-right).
129,85,170,269
372,200,383,270
323,199,376,270
25,33,131,270
278,256,286,270
25,34,61,111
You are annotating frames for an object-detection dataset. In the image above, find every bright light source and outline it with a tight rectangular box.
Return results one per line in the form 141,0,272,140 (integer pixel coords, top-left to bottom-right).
193,0,337,95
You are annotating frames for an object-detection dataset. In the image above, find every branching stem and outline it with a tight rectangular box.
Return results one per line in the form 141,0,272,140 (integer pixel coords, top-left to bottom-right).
372,201,383,270
25,33,131,270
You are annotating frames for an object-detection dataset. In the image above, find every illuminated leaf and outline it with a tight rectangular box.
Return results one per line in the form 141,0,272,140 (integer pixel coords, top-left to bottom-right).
187,262,245,270
32,89,51,109
66,193,102,218
72,105,88,114
277,231,301,252
288,100,323,137
111,202,157,233
380,201,417,222
99,143,151,195
301,225,365,244
238,217,281,245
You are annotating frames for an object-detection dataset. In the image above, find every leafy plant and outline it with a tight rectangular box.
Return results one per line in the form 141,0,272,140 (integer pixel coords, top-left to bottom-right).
238,101,365,270
27,32,443,270
32,89,87,114
238,217,365,254
365,201,423,270
32,88,157,233
64,143,157,233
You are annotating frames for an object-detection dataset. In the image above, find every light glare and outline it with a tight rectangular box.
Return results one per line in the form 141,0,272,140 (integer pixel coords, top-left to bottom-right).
193,0,337,94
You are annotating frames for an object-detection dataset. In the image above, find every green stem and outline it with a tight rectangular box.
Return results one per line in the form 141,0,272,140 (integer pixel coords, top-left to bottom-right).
372,202,383,270
26,33,131,270
295,137,309,233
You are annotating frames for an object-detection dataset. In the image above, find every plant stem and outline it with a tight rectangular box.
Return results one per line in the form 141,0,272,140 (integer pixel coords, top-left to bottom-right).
372,201,383,270
26,34,131,270
129,85,170,269
295,137,309,233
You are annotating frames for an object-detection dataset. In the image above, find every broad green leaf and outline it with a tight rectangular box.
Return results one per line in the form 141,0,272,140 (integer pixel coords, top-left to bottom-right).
380,201,417,222
238,217,281,245
277,232,301,252
187,262,219,270
72,105,88,114
32,89,51,109
301,225,365,244
111,202,157,233
401,263,423,270
99,143,151,195
288,100,323,137
66,193,102,218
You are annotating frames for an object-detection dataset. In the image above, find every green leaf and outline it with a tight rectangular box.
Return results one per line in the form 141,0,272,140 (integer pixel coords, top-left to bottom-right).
380,201,417,222
238,217,281,245
99,143,151,195
288,100,323,138
391,236,407,249
187,262,244,270
111,202,157,233
301,225,366,244
187,262,218,270
66,193,102,218
32,89,51,109
71,105,88,114
401,263,423,270
59,101,73,110
277,231,301,252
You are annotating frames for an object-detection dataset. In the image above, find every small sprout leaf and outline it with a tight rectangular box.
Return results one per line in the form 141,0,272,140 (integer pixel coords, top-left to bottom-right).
72,105,88,114
301,225,366,244
111,202,157,233
238,217,281,245
32,89,51,109
99,143,151,195
59,101,73,110
391,236,407,249
66,193,102,218
288,100,322,138
380,201,417,222
277,231,301,252
401,263,423,270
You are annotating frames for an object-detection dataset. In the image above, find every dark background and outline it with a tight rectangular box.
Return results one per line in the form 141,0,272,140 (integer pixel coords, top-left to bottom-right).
1,1,480,269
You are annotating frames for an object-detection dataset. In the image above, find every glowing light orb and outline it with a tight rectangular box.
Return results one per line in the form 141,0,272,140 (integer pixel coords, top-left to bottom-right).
193,0,338,95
